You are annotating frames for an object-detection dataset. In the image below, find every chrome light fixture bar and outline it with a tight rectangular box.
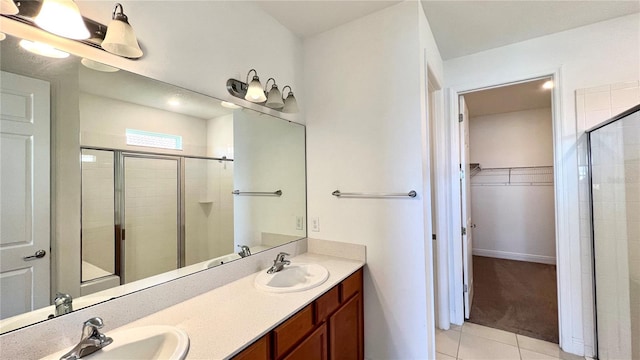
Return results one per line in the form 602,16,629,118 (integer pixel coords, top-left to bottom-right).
227,70,299,113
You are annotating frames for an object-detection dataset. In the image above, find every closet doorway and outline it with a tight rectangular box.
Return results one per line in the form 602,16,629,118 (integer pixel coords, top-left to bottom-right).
459,78,558,343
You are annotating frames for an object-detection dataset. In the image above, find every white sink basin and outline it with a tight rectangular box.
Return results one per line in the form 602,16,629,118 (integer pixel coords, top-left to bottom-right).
255,263,329,293
42,325,189,360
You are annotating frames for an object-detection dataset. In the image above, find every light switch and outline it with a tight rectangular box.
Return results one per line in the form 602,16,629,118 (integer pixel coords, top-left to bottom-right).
296,216,304,230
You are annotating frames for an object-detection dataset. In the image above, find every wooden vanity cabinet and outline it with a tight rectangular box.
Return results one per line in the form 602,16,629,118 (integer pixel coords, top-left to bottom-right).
233,268,363,360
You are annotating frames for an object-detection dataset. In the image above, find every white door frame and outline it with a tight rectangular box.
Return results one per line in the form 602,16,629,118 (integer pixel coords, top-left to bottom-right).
434,67,580,354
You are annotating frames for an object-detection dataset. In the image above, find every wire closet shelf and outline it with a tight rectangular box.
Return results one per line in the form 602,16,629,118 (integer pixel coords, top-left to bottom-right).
470,165,554,186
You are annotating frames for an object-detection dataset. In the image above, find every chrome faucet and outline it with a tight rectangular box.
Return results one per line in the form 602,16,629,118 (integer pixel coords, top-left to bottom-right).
54,292,73,316
237,245,251,258
60,317,113,360
267,252,290,274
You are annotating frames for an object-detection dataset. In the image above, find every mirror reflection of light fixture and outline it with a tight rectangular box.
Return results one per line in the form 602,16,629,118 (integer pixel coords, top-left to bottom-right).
221,101,241,110
101,3,143,58
264,78,284,109
19,39,70,58
0,0,19,15
542,80,554,90
245,69,266,103
81,58,119,72
34,0,90,40
282,86,299,113
0,32,6,41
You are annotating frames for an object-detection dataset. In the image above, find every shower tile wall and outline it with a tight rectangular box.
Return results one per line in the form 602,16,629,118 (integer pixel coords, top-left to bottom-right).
576,81,640,356
184,158,234,266
81,150,115,281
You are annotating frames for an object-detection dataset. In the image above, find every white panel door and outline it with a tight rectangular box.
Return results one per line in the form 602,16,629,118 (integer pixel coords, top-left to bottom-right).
0,71,51,319
459,95,474,319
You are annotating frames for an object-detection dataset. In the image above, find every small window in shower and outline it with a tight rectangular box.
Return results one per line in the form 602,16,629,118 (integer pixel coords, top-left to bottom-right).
125,129,183,150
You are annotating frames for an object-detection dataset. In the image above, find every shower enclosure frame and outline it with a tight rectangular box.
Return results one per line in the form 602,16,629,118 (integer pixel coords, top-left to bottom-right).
586,104,640,360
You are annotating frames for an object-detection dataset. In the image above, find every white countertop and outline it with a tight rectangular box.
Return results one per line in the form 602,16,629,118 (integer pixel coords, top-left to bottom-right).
107,252,364,359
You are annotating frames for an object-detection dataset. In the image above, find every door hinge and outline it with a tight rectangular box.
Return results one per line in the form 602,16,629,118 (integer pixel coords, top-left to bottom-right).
460,169,465,180
432,234,437,240
462,227,467,235
459,114,463,122
122,229,126,241
464,284,468,293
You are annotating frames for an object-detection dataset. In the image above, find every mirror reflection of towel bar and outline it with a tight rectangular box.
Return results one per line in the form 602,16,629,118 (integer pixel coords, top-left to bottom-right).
332,190,417,198
232,190,282,196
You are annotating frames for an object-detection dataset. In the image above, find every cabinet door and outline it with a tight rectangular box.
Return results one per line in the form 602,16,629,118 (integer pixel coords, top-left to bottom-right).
232,334,270,360
329,293,363,360
283,323,328,360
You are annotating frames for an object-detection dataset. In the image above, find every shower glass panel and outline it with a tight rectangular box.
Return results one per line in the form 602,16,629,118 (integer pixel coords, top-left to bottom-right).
123,155,179,283
184,158,234,266
81,149,115,282
589,107,639,360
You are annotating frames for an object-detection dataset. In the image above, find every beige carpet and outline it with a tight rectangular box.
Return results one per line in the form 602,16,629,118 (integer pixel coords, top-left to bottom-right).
468,256,559,343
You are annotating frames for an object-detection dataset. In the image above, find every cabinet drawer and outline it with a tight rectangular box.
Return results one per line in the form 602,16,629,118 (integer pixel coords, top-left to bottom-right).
315,286,340,323
232,334,270,360
273,304,314,359
340,269,363,302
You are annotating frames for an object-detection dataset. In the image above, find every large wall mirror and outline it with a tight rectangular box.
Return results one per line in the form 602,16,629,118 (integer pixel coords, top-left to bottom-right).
0,33,306,334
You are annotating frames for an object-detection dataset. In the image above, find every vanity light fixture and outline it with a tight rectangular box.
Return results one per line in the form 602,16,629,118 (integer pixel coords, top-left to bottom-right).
19,39,69,58
101,3,143,58
264,78,284,109
0,0,19,15
282,86,299,113
34,0,90,40
244,69,267,102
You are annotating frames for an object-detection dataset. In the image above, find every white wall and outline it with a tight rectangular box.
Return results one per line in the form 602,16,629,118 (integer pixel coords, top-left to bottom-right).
304,2,441,358
444,13,640,356
470,108,553,168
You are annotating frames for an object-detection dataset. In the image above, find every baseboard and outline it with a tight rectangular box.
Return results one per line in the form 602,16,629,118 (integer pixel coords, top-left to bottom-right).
472,248,556,265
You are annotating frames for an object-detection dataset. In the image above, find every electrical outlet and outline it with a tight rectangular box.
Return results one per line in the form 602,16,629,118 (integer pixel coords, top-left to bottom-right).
296,216,304,230
311,217,320,232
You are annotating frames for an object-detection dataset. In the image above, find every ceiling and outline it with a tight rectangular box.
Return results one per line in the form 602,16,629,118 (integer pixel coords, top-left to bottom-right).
253,1,401,38
463,78,552,118
254,1,639,59
422,1,640,59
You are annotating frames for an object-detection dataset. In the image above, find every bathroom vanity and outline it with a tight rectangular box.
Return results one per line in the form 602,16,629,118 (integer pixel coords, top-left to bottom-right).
235,268,363,360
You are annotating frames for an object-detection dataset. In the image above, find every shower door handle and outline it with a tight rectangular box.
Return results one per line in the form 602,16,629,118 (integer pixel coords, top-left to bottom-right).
23,249,46,261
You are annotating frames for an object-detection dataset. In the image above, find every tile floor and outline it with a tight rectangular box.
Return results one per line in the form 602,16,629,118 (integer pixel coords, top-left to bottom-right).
436,322,584,360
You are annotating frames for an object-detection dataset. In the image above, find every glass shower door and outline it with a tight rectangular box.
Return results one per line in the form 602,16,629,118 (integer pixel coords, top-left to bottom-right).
589,107,639,360
122,155,180,283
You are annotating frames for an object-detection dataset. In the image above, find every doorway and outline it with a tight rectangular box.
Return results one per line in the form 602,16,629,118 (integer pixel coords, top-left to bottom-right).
458,78,558,343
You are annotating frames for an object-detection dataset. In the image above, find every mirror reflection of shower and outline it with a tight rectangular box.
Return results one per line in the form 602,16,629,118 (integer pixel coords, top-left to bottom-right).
81,150,234,289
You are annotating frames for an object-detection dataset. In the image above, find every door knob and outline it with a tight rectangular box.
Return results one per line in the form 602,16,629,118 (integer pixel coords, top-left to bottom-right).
23,249,46,261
